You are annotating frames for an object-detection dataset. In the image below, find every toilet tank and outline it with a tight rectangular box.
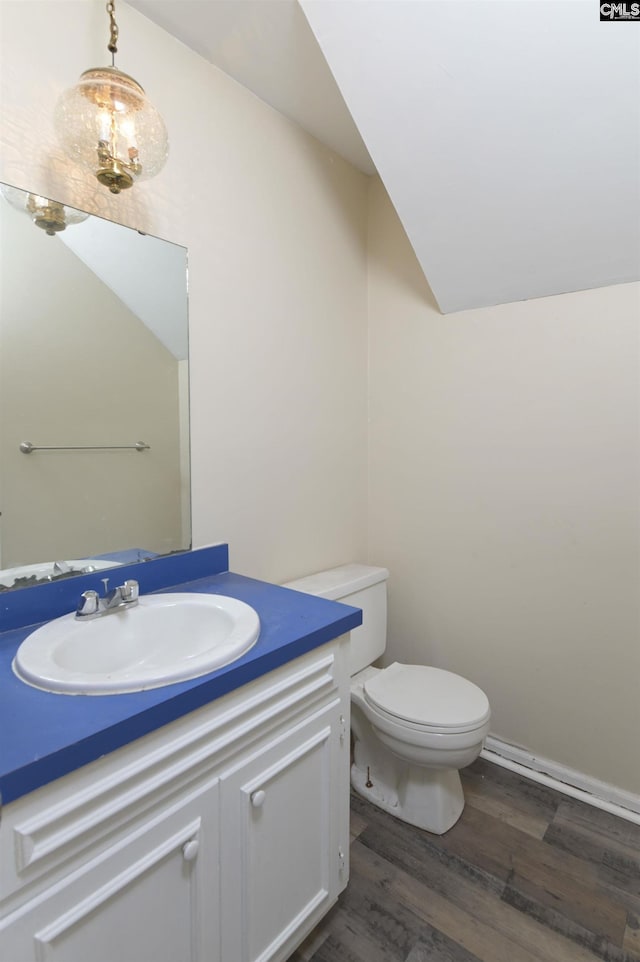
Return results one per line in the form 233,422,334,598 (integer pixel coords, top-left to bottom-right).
282,564,389,676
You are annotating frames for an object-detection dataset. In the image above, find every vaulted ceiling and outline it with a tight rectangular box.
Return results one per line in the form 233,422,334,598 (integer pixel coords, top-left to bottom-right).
130,0,640,313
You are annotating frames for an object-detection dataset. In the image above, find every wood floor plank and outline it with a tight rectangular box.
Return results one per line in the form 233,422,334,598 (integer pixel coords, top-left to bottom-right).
502,882,633,961
430,803,516,884
336,845,427,961
346,838,536,962
553,799,640,858
545,809,640,906
438,800,603,894
599,878,640,919
291,761,640,962
354,797,634,962
353,820,613,962
403,931,484,962
624,914,640,957
353,782,629,957
350,809,368,841
601,849,640,903
364,840,607,962
310,930,377,962
462,758,560,830
462,777,550,840
505,846,627,945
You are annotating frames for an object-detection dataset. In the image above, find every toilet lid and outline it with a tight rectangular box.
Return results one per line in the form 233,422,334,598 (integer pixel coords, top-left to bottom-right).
363,663,490,731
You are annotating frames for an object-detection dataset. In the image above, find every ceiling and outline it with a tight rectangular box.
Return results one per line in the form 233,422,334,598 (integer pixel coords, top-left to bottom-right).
130,0,640,313
129,0,374,173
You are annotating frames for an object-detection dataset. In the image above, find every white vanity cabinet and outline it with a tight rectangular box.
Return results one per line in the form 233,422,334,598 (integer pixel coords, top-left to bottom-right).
0,636,351,962
220,700,348,962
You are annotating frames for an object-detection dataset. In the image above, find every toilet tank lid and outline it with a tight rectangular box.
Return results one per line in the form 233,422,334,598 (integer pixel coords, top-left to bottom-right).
283,564,389,600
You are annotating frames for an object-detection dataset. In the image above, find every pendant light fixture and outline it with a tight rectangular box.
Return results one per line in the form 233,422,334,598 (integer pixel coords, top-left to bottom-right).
0,185,90,236
54,1,168,194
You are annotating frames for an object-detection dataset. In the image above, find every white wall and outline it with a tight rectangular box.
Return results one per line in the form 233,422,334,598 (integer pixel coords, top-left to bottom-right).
0,0,369,582
367,177,640,795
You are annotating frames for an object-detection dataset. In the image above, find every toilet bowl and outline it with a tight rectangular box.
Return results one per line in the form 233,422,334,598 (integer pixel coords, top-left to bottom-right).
350,663,490,834
283,564,491,835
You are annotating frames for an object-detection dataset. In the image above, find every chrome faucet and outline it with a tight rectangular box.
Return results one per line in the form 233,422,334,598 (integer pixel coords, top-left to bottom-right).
75,578,139,620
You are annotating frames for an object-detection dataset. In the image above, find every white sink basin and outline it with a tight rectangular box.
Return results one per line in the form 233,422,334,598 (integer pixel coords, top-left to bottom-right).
13,593,260,695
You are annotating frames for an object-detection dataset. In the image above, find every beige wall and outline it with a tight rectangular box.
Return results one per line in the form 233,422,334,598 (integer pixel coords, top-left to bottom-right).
0,0,369,582
0,199,183,564
367,177,640,794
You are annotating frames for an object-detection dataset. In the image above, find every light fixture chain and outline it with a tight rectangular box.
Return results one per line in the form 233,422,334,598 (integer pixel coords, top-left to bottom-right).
106,0,118,63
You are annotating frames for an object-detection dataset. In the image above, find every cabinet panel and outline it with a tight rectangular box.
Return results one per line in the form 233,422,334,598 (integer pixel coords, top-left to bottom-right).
220,702,344,962
0,777,219,962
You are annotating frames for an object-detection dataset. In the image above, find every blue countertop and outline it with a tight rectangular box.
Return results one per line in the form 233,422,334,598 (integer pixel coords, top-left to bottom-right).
0,546,361,805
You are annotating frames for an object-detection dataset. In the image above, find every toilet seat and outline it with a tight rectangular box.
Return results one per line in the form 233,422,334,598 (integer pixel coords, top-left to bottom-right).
363,663,490,735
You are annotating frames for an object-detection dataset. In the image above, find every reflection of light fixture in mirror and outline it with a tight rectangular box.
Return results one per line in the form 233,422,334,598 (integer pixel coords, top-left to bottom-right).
0,185,90,236
54,0,168,194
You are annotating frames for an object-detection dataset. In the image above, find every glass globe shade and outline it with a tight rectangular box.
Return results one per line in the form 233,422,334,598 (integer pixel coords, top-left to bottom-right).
54,67,168,194
0,184,89,235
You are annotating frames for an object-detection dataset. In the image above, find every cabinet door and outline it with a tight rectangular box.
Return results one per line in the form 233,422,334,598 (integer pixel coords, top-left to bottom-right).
0,776,219,962
220,702,347,962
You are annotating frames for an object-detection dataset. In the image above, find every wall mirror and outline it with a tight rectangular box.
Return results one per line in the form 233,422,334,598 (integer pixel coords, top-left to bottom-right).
0,182,190,591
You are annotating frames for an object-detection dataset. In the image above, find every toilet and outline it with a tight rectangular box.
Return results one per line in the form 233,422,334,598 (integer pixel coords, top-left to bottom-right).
283,564,491,835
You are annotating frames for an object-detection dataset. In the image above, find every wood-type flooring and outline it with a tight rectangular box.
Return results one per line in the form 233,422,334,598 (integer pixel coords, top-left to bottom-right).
290,757,640,962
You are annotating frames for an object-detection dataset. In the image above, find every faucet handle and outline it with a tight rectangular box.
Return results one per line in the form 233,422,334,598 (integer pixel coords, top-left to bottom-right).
76,589,99,618
122,580,139,602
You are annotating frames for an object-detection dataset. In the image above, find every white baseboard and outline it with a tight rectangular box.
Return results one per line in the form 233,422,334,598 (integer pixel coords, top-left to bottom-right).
481,736,640,826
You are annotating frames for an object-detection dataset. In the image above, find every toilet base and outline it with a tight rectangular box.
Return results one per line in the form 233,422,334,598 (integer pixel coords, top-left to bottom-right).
350,759,465,835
